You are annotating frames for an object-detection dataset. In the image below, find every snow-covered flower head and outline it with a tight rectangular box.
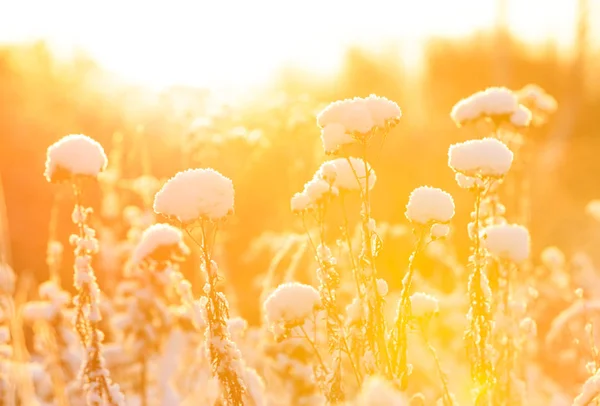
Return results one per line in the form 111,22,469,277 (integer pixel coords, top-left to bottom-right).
44,134,108,183
132,223,190,264
410,292,439,319
448,138,514,178
153,168,234,223
483,224,530,263
323,157,376,192
317,95,401,136
291,192,312,213
405,186,455,225
263,282,321,336
321,123,354,155
451,87,519,126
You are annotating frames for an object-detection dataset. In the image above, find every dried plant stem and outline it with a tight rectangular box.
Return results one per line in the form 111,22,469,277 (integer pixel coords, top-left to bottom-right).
391,226,427,383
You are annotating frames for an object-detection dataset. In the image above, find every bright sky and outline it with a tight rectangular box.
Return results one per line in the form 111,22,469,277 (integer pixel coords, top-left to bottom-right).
0,0,585,89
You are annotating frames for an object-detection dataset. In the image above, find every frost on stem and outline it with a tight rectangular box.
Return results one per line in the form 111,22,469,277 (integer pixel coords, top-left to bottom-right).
447,138,517,401
154,168,247,406
317,95,401,154
389,186,454,384
44,135,124,405
113,223,191,405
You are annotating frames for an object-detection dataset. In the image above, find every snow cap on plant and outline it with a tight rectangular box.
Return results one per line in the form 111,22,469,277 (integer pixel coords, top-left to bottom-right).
263,282,321,336
448,137,514,177
405,186,455,225
483,224,531,263
153,168,234,223
451,87,519,126
45,134,108,182
317,95,401,136
132,223,190,264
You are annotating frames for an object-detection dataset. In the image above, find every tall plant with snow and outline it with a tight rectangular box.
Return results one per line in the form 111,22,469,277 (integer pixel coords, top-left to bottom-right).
391,186,454,387
154,168,247,405
44,134,124,406
447,136,514,403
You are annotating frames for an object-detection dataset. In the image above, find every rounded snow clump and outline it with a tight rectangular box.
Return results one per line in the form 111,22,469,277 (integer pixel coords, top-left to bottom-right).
451,87,519,126
317,95,401,135
448,137,514,177
325,157,377,192
483,224,530,263
44,134,108,182
405,186,455,225
510,104,532,128
154,168,234,223
321,123,354,155
291,192,312,213
263,282,321,335
410,292,439,318
133,223,190,264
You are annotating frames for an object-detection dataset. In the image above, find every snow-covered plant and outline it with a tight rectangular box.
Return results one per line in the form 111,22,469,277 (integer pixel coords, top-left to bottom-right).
448,135,516,403
390,186,454,386
154,168,247,405
112,223,190,404
317,95,401,155
45,134,125,406
0,262,15,405
22,280,80,404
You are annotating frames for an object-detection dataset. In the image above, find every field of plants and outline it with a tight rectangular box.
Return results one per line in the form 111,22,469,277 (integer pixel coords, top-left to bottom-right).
1,35,600,406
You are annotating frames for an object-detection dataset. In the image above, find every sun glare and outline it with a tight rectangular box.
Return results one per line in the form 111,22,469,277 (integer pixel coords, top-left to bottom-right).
0,0,580,89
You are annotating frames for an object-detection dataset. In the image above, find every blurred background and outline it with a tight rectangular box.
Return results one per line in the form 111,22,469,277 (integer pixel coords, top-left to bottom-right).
1,0,600,326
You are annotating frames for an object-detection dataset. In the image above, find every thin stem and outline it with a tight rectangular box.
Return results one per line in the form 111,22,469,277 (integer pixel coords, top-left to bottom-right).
422,329,454,406
392,226,427,378
299,325,328,374
339,195,363,300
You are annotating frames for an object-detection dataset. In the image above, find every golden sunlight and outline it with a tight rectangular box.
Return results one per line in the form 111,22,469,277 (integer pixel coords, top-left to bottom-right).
0,0,580,89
